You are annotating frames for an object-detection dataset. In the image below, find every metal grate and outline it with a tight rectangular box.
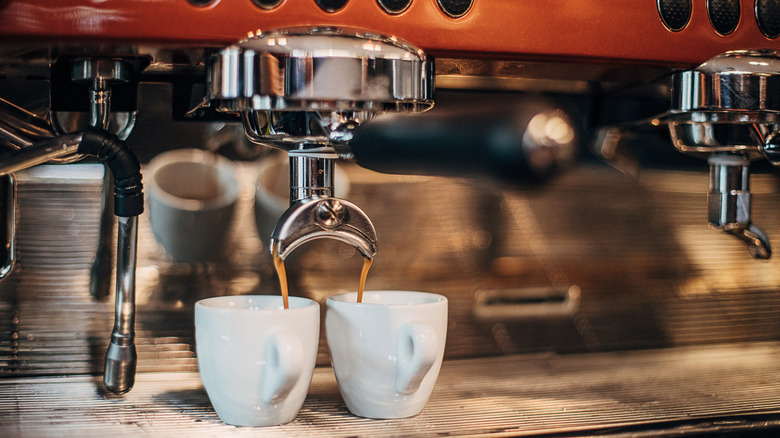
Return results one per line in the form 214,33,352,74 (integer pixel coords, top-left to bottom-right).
3,343,780,436
756,0,780,38
315,0,348,12
377,0,412,14
707,0,740,35
437,0,472,18
658,0,692,31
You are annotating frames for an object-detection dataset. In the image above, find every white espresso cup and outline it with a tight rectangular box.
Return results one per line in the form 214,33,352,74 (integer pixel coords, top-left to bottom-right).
195,295,320,426
145,149,240,263
325,291,448,419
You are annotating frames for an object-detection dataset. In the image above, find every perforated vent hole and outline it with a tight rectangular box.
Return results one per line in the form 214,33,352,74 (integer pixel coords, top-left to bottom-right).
252,0,283,9
757,0,780,38
708,0,740,35
658,0,693,31
315,0,348,12
378,0,412,14
437,0,473,18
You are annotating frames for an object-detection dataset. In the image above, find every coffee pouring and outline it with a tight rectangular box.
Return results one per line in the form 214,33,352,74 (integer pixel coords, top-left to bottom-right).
4,1,780,435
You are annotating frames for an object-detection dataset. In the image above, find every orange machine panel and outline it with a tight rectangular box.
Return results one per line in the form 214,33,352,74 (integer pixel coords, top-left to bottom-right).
0,0,778,68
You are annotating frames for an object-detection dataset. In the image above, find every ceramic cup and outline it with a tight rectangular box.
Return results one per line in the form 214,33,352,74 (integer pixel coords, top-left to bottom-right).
325,291,448,419
254,154,350,243
145,149,240,263
195,295,320,427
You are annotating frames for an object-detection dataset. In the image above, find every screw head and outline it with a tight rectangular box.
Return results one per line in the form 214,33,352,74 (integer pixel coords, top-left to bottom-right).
316,199,346,228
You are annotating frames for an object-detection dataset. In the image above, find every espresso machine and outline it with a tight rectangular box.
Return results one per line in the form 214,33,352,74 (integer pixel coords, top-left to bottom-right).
3,1,780,436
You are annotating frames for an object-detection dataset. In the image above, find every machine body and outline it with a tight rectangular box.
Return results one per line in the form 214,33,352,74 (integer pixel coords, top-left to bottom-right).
3,1,780,436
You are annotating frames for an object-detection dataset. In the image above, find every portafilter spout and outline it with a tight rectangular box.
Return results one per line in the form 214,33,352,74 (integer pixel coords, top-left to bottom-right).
203,27,433,259
708,154,770,259
666,49,780,259
271,153,377,261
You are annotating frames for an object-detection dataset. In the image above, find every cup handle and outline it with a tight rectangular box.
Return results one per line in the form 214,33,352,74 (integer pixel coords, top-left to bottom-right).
262,331,304,403
395,322,438,395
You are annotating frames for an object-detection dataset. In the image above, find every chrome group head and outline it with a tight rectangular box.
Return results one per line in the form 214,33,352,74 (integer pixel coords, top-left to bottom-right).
205,27,434,260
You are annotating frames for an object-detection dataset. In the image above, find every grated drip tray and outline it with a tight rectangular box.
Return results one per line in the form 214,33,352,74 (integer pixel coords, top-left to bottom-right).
3,343,780,437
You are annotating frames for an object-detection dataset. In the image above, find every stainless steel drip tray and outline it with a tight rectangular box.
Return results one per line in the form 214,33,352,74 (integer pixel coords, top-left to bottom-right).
3,342,780,437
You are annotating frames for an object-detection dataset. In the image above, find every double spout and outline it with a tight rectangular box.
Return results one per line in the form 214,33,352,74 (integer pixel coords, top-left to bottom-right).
0,129,143,394
271,153,377,262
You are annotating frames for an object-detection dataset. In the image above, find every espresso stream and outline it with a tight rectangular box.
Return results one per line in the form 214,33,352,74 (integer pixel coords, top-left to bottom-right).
271,243,290,309
272,243,373,309
357,257,373,303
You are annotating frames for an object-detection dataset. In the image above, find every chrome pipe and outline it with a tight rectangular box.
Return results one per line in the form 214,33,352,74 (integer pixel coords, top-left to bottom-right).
88,78,115,299
90,173,114,299
290,153,334,203
0,174,15,280
0,118,37,149
0,133,83,175
103,215,138,395
90,79,112,131
707,154,771,259
0,97,57,149
0,128,143,393
271,151,377,261
708,154,751,227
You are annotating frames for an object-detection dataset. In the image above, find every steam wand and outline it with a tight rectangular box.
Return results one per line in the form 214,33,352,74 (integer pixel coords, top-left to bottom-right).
70,58,139,301
0,128,143,394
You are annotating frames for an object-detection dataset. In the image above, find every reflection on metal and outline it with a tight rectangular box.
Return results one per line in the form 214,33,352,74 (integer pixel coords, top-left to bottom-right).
4,344,780,436
0,130,144,395
271,196,378,261
71,58,132,301
0,133,84,174
206,27,433,262
662,50,780,258
206,27,434,114
204,27,433,156
103,215,138,395
0,97,56,150
5,161,780,377
0,175,14,280
474,286,580,320
90,170,113,299
270,153,378,261
708,154,771,259
436,74,592,93
51,111,137,145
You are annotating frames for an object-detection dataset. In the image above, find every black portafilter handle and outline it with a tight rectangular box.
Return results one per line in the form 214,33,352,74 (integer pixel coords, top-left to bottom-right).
349,102,579,185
